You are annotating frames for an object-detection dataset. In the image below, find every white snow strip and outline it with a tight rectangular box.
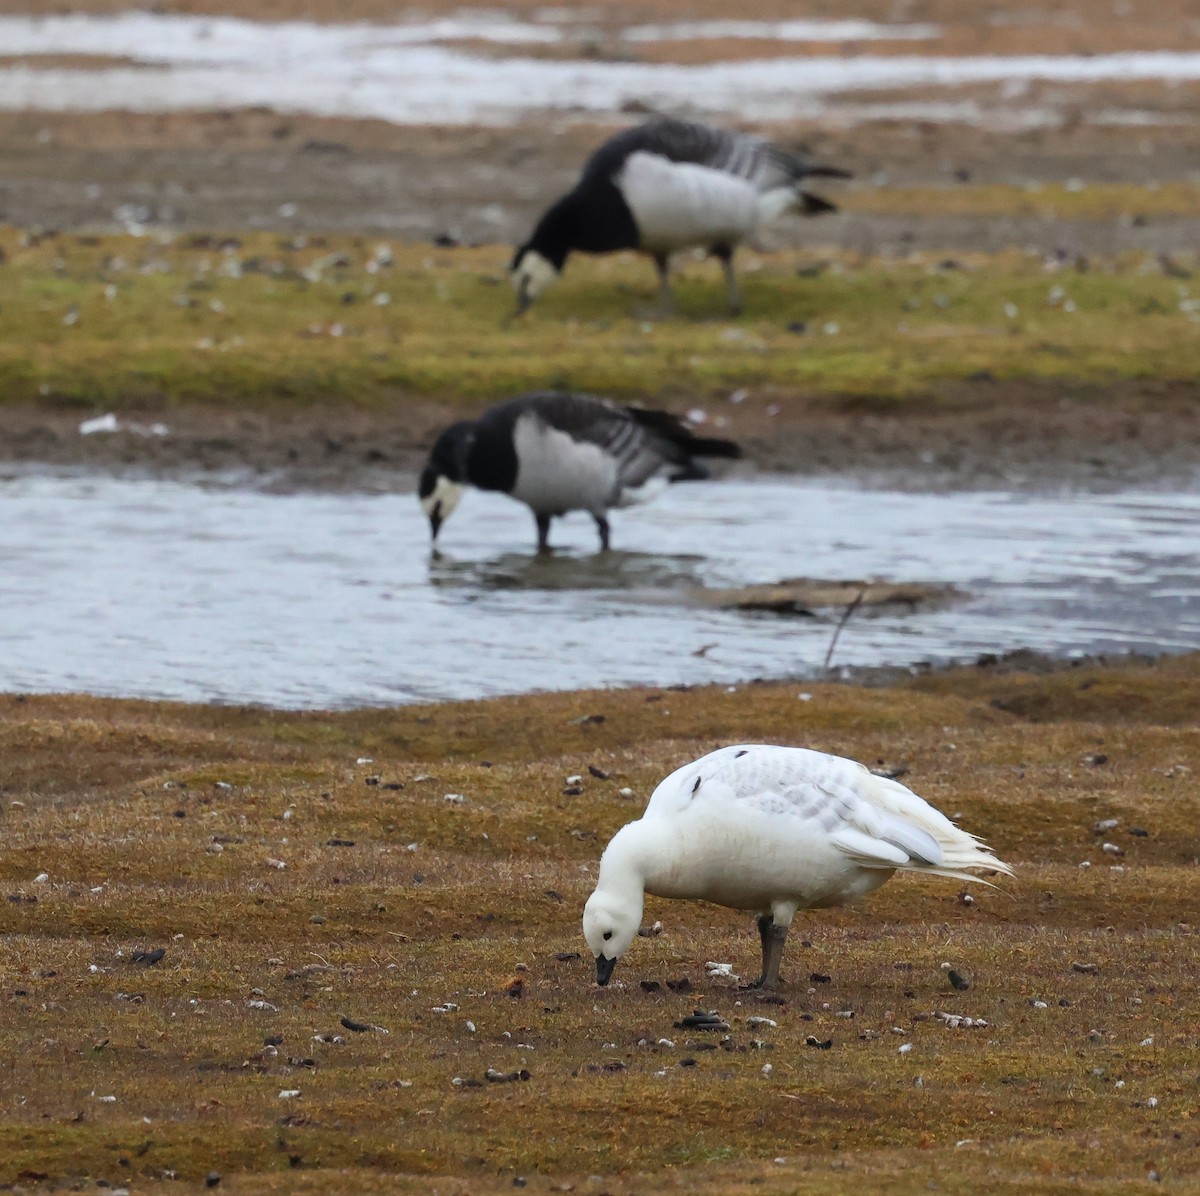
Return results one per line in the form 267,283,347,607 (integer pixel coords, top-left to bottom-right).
624,19,941,42
0,14,1196,126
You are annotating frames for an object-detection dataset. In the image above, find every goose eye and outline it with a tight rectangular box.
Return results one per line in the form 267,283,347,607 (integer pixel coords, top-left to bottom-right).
602,931,613,942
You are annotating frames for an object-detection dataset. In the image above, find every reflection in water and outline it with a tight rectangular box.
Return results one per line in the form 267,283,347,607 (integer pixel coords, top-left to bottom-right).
1,470,1197,709
428,547,706,593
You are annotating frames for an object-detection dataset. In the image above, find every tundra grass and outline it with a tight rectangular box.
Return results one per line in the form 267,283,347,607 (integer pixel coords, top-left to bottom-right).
1,225,1197,415
1,654,1199,1191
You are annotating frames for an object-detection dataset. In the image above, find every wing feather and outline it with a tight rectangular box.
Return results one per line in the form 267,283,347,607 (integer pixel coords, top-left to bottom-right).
649,744,1009,880
583,117,846,196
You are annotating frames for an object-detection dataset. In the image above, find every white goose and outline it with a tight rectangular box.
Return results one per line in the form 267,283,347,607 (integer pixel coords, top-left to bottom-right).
583,744,1012,988
511,116,848,315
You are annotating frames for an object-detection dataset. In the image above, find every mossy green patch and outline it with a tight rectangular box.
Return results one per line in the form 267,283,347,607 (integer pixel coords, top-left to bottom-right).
1,227,1198,413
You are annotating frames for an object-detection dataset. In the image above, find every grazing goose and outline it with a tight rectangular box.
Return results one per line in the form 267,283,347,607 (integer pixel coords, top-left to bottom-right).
418,391,740,552
583,744,1012,989
511,116,848,315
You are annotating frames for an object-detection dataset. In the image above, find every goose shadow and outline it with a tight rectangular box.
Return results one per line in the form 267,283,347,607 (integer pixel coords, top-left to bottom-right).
428,547,707,594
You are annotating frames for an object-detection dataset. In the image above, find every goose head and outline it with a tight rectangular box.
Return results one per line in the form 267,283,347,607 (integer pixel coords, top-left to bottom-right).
582,887,644,986
418,422,472,542
510,244,561,315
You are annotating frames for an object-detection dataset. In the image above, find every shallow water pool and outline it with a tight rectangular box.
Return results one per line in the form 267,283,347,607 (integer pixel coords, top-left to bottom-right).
1,471,1196,708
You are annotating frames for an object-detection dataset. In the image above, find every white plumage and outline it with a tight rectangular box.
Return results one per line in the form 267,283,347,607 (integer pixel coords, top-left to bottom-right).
615,152,763,255
582,744,1012,988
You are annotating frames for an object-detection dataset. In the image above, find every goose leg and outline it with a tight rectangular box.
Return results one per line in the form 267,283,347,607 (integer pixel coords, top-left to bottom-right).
535,512,552,553
712,244,741,316
745,912,789,989
652,253,675,315
593,514,611,552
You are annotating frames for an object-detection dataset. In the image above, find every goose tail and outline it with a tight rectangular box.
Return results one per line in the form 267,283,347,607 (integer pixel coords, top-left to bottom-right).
862,770,1015,886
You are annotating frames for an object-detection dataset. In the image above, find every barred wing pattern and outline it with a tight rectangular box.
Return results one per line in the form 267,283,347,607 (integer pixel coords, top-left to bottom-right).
524,392,697,493
584,117,844,194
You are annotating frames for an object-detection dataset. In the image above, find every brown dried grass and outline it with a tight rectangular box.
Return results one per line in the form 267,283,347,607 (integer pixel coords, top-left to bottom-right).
2,655,1199,1190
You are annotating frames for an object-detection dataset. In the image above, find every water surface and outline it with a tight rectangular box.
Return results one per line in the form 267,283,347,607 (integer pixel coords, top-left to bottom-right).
1,472,1196,708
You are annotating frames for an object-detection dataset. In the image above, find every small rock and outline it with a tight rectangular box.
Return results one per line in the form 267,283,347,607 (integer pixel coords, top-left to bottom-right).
205,1173,221,1188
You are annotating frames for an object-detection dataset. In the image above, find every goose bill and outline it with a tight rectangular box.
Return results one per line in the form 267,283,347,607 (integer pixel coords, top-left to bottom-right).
595,955,617,986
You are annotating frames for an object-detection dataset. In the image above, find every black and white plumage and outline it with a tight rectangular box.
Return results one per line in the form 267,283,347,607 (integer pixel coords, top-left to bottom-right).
511,116,849,315
417,391,740,552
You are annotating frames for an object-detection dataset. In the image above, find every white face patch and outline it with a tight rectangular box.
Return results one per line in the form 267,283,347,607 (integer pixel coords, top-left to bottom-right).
511,249,559,306
420,475,463,530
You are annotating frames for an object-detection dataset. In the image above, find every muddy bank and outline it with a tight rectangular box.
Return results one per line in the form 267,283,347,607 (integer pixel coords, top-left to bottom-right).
4,378,1199,492
3,109,1200,254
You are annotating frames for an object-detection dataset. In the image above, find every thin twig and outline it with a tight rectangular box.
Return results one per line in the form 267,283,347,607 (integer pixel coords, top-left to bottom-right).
823,583,868,673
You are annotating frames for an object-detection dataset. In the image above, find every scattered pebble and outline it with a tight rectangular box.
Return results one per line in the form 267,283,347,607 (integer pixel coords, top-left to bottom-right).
618,787,634,798
674,1009,729,1032
443,793,466,804
1072,962,1099,975
947,969,971,991
278,1089,301,1099
934,1011,988,1029
340,1015,388,1034
485,1068,531,1084
431,1003,460,1013
805,1036,832,1050
898,1043,913,1054
1094,818,1119,833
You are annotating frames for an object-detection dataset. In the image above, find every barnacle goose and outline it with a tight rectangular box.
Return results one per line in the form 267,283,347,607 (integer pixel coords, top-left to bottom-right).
418,391,740,552
511,116,848,315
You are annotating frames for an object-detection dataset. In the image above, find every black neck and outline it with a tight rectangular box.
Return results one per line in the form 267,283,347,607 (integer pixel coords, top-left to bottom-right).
527,180,639,264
